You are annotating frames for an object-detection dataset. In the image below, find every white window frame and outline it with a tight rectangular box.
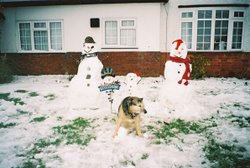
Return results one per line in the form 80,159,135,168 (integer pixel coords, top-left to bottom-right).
102,18,137,49
180,8,245,51
180,10,195,50
17,20,64,52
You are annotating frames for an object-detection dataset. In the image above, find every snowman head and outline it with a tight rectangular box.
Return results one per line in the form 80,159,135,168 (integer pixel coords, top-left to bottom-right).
101,67,116,83
126,72,141,86
170,39,187,59
82,36,97,55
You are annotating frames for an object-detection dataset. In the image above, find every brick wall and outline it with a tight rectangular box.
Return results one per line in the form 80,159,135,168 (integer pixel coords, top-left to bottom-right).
1,51,250,78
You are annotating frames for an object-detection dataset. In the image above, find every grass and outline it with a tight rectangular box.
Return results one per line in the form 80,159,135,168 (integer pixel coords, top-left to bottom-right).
0,122,16,128
148,119,206,144
141,153,149,160
28,92,39,97
230,115,250,128
30,116,47,123
17,117,95,168
53,117,96,146
15,90,28,93
44,94,56,100
0,92,25,105
203,138,248,168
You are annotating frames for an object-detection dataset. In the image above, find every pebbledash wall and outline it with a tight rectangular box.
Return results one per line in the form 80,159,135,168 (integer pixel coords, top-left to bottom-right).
1,0,250,78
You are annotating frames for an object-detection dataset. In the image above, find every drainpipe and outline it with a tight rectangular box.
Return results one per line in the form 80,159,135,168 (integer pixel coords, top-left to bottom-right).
163,0,169,52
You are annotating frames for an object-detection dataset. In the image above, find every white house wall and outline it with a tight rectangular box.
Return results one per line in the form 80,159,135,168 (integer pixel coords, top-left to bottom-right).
1,3,166,53
166,0,250,52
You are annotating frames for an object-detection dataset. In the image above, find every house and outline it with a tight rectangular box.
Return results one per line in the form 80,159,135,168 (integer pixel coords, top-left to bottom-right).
0,0,249,78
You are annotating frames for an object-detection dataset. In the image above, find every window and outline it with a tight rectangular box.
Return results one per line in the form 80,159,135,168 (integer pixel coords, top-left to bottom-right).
197,10,212,50
104,19,136,47
232,21,243,49
181,22,192,49
214,10,229,50
180,9,245,51
18,21,63,52
181,12,193,49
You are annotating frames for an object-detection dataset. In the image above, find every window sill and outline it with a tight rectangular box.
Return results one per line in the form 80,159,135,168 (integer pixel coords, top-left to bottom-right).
101,47,138,50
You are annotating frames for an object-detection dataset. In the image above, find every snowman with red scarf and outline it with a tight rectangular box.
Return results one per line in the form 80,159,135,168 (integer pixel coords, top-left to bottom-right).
160,39,192,113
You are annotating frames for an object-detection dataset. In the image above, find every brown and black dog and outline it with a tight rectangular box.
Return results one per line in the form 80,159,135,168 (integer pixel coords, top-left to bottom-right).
113,96,147,138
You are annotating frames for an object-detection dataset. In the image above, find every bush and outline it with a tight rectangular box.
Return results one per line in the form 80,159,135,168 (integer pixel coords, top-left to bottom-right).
0,55,13,84
190,54,210,79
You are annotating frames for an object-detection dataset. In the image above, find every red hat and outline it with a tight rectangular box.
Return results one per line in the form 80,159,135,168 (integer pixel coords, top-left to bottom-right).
172,39,184,50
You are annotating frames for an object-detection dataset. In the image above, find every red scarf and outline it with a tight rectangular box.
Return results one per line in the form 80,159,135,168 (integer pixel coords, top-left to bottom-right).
169,56,191,85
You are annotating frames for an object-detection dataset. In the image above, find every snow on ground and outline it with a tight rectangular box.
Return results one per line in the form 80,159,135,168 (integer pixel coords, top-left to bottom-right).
0,75,250,168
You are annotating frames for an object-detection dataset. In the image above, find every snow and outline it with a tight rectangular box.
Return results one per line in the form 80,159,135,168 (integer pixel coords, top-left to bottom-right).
0,75,250,168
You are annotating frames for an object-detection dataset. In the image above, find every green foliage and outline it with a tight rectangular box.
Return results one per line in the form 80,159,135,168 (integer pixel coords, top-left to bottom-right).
44,94,56,100
148,119,205,144
18,117,95,167
15,90,28,93
0,92,25,105
230,115,250,128
190,54,210,79
141,153,149,160
0,122,16,128
53,117,95,146
30,116,47,123
28,92,39,97
203,138,247,168
0,55,13,84
18,159,45,168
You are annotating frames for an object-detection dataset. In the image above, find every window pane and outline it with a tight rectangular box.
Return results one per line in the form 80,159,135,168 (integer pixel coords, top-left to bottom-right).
19,23,32,50
50,22,62,50
105,21,117,45
120,29,136,46
34,31,48,51
181,12,193,18
214,20,228,50
34,22,46,28
198,10,212,19
216,10,229,19
181,22,192,49
121,20,134,27
197,20,211,50
232,22,243,49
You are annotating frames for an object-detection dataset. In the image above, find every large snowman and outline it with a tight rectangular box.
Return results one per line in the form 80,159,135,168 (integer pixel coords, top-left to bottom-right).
69,36,103,110
160,39,192,113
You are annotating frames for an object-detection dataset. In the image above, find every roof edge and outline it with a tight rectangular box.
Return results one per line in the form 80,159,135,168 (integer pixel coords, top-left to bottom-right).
0,0,168,7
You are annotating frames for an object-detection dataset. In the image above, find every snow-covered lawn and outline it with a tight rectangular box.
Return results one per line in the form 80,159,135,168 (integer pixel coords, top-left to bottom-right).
0,75,249,168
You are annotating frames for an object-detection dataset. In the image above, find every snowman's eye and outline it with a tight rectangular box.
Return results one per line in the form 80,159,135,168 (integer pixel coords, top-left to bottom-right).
178,71,180,74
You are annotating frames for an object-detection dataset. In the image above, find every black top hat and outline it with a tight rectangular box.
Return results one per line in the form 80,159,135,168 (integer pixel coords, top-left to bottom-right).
84,36,95,43
101,67,115,79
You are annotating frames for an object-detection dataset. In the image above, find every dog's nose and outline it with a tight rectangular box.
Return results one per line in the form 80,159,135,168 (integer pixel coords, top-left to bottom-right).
144,109,147,114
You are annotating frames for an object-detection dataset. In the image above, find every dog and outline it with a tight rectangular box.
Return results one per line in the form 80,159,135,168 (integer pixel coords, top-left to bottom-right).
113,96,147,138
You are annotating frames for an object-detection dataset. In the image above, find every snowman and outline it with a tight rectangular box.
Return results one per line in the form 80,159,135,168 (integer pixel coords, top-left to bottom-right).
69,36,103,110
125,72,142,97
159,39,192,114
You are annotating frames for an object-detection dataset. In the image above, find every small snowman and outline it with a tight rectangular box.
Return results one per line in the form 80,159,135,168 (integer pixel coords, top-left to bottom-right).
160,39,192,113
125,72,142,96
69,36,103,110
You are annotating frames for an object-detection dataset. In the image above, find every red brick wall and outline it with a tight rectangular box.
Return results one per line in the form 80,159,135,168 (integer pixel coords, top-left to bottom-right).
1,52,250,78
189,52,250,78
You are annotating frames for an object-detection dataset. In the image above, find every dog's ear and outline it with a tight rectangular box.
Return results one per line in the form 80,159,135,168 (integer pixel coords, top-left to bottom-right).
122,97,132,114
